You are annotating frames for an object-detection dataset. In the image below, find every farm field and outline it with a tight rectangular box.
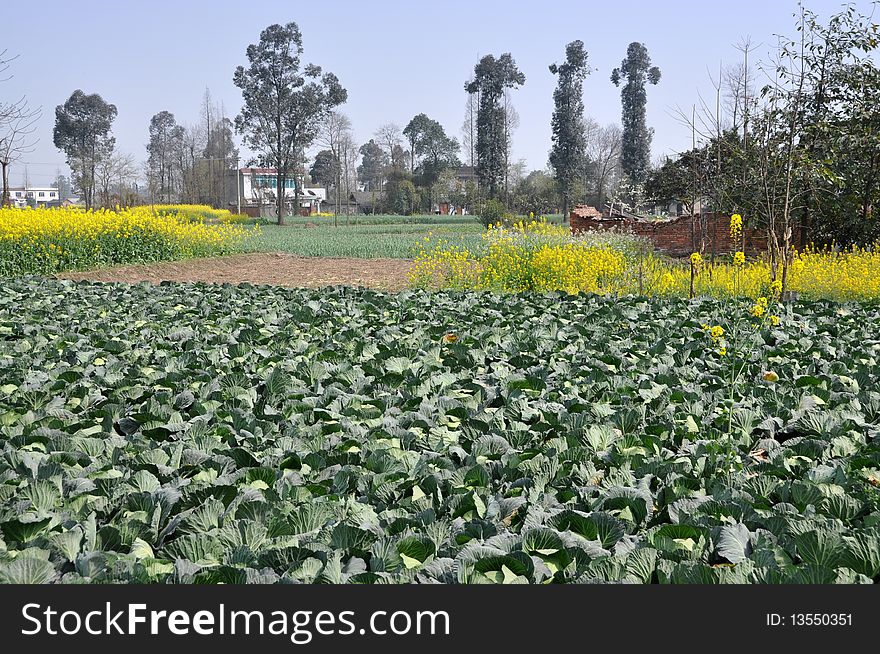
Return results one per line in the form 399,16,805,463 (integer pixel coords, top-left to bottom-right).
60,253,414,291
1,279,880,583
243,221,485,259
0,205,252,276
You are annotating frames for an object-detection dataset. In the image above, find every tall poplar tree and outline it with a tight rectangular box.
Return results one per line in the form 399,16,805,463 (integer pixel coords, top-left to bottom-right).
549,40,591,221
465,54,525,201
611,42,661,187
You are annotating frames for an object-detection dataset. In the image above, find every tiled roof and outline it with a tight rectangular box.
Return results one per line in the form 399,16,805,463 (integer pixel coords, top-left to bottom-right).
570,204,602,218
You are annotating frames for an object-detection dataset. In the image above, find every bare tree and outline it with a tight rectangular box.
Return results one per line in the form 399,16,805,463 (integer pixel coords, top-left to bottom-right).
318,111,352,221
338,128,359,221
586,123,622,210
96,152,137,208
374,122,403,171
179,123,206,204
1,50,41,206
502,89,519,206
461,82,477,168
0,104,40,207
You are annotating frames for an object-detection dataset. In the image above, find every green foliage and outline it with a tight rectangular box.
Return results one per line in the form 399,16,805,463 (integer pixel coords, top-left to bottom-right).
465,54,525,200
2,281,880,584
53,90,118,210
549,40,591,218
477,198,509,228
245,221,484,258
233,22,347,225
403,113,460,186
611,42,660,187
511,170,558,216
657,6,880,249
357,139,387,192
147,111,185,202
382,174,417,216
309,149,340,188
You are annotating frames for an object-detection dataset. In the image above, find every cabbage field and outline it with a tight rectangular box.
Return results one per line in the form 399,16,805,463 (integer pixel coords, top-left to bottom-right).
1,279,880,583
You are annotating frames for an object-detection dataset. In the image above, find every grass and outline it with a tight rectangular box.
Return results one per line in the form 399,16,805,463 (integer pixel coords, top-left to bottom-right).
246,220,486,259
245,214,570,259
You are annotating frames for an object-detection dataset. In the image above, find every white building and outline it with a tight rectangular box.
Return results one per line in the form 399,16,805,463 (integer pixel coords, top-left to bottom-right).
238,168,326,216
4,187,60,208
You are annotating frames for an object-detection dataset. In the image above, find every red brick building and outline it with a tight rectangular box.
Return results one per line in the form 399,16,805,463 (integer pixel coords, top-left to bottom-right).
569,205,798,258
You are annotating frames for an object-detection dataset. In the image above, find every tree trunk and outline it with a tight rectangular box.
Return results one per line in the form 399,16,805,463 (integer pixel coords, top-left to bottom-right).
1,162,9,207
276,173,285,226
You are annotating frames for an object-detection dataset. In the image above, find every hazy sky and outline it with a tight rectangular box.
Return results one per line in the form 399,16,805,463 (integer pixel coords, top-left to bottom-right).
2,0,875,187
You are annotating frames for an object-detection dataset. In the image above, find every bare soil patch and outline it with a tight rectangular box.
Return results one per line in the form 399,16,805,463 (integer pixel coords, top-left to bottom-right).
58,253,415,291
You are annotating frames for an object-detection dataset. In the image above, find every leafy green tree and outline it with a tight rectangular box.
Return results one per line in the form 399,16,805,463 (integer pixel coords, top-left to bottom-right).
549,40,591,221
53,90,117,210
233,22,347,225
512,169,558,216
403,113,459,180
383,169,417,215
465,54,525,200
309,149,340,189
403,113,460,212
357,139,387,192
146,110,183,203
789,5,880,246
611,42,661,187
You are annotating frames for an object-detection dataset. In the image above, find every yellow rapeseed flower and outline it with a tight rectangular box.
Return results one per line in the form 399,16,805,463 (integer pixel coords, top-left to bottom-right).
730,213,743,239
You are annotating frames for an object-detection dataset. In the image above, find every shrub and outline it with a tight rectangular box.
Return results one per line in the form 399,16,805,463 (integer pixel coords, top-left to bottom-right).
476,198,509,228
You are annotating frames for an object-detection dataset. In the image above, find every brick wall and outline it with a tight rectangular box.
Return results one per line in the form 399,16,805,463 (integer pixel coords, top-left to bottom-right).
570,210,797,258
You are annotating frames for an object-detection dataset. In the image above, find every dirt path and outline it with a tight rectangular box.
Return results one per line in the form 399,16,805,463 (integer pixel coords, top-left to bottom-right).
58,253,415,291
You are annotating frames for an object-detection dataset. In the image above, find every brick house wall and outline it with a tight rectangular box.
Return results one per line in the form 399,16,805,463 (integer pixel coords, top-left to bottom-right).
570,206,800,258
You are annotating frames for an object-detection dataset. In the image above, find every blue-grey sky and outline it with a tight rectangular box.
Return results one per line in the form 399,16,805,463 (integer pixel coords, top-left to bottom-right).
2,0,875,186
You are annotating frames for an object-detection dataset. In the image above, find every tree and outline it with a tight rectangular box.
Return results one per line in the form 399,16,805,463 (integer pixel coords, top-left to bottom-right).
233,22,347,224
582,122,621,210
465,53,525,201
645,148,706,216
51,172,71,201
339,129,359,218
1,51,41,207
611,42,661,187
53,90,117,210
96,152,137,208
512,169,558,216
461,82,478,168
358,139,387,192
403,113,459,212
384,169,417,215
375,123,404,171
309,149,340,188
501,90,519,207
403,113,430,174
146,111,180,202
549,40,591,221
201,89,239,208
318,111,352,220
404,114,459,181
0,102,39,208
